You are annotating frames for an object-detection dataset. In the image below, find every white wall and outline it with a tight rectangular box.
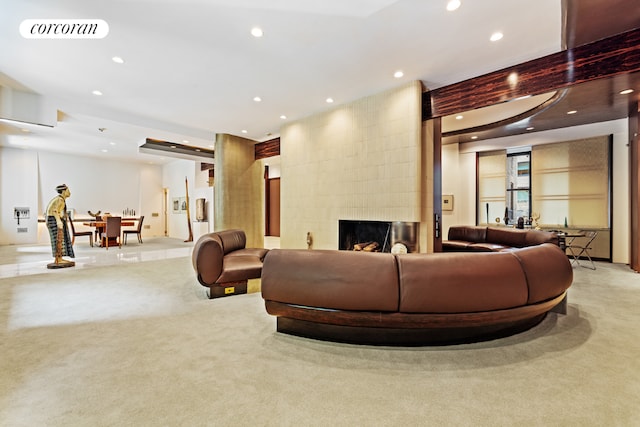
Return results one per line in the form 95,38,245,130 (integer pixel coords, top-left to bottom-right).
0,148,39,245
162,159,213,242
447,119,630,264
441,145,475,238
0,146,210,245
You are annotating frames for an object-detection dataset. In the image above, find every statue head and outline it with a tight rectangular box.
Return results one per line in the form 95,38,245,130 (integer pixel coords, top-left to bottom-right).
56,184,70,197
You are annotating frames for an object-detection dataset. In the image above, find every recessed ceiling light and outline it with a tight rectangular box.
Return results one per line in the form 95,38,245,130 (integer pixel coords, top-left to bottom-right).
21,128,29,133
182,139,189,143
567,110,577,115
280,115,287,119
170,145,176,149
253,96,262,102
251,27,263,38
92,90,103,96
526,127,535,131
241,130,248,134
471,136,478,140
195,148,201,152
394,70,404,78
101,149,108,153
490,32,503,42
326,97,334,103
109,141,116,145
446,0,461,11
112,56,124,64
620,89,634,95
456,115,463,120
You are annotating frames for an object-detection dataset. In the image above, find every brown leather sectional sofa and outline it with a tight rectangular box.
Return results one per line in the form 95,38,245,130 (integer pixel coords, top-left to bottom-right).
261,243,572,345
192,229,269,299
443,225,560,252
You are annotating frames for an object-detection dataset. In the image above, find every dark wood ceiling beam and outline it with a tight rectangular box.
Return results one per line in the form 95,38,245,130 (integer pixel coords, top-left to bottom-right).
255,137,280,160
424,27,640,120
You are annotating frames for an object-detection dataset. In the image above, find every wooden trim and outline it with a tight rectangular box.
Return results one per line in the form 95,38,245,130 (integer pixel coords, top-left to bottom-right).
264,165,270,236
255,137,280,160
432,117,443,251
630,102,639,271
424,28,640,119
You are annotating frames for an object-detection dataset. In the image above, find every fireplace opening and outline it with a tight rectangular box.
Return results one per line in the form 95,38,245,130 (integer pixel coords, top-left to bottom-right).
339,220,392,252
338,220,419,253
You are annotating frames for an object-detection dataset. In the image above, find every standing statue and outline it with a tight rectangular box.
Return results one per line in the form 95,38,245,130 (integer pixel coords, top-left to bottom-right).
45,184,76,269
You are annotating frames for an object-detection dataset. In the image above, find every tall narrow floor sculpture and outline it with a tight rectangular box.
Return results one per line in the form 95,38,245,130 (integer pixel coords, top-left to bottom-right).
185,177,193,242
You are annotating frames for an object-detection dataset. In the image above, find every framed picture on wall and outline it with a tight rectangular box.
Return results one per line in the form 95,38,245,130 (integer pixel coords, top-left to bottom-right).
172,197,180,213
442,195,454,211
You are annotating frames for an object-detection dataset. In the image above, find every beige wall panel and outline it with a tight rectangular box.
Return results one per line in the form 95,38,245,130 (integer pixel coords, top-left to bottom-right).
280,81,423,250
214,133,264,248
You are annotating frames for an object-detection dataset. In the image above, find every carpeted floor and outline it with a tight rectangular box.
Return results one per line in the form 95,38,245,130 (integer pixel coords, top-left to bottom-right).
1,242,639,426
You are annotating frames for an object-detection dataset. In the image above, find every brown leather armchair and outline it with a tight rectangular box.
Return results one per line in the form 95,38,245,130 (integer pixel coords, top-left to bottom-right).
192,229,269,298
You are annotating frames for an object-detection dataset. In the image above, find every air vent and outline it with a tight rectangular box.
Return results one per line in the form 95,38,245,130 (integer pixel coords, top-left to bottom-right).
17,227,28,233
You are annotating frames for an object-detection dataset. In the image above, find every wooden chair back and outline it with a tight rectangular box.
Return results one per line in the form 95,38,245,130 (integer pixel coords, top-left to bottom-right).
104,216,122,249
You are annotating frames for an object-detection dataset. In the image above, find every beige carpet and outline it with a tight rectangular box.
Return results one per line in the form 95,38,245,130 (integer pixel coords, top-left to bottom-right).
1,250,639,426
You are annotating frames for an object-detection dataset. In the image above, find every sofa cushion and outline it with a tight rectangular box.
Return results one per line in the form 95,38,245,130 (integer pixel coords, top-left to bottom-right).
261,249,399,312
468,242,509,252
218,256,264,283
448,226,487,243
226,247,270,260
442,240,474,251
397,251,529,313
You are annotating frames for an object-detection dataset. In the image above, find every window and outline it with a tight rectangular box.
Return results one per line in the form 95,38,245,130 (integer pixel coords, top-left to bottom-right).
478,136,610,229
506,152,531,225
477,151,531,226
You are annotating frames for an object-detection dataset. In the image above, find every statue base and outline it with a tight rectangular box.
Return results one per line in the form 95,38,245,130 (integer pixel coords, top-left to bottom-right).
47,260,75,269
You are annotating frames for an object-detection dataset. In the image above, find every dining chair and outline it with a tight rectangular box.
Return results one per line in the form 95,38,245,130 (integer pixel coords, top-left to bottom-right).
94,215,104,242
103,216,122,250
123,215,144,245
67,215,93,247
567,230,598,269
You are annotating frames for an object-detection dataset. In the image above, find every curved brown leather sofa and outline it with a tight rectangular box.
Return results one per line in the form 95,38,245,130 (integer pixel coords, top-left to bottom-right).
443,225,560,252
261,243,572,345
192,229,269,298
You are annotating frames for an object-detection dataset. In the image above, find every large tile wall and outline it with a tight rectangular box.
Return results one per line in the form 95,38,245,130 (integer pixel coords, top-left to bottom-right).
280,81,425,250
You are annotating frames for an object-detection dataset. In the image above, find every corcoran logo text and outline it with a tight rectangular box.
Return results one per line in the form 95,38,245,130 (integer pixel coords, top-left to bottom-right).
20,19,109,39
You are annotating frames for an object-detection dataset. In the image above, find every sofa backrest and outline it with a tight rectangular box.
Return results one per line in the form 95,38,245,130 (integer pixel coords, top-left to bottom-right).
509,243,573,304
397,250,529,313
396,243,572,313
523,229,559,247
485,227,528,247
449,225,559,248
262,249,400,312
448,225,487,243
216,229,247,254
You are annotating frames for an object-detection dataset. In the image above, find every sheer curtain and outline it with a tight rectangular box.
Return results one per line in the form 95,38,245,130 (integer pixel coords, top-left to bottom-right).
531,136,610,228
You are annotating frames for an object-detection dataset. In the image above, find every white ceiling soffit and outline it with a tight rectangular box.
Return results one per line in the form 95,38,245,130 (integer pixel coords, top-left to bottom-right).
441,92,558,133
0,0,562,162
123,0,400,17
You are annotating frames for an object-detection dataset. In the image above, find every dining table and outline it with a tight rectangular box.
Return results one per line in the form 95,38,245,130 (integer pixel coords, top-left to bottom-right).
83,219,135,247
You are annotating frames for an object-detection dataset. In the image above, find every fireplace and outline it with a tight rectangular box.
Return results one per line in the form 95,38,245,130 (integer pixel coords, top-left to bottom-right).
338,220,419,253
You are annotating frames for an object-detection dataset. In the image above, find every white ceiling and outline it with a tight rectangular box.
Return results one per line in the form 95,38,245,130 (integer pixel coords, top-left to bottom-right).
0,0,562,164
